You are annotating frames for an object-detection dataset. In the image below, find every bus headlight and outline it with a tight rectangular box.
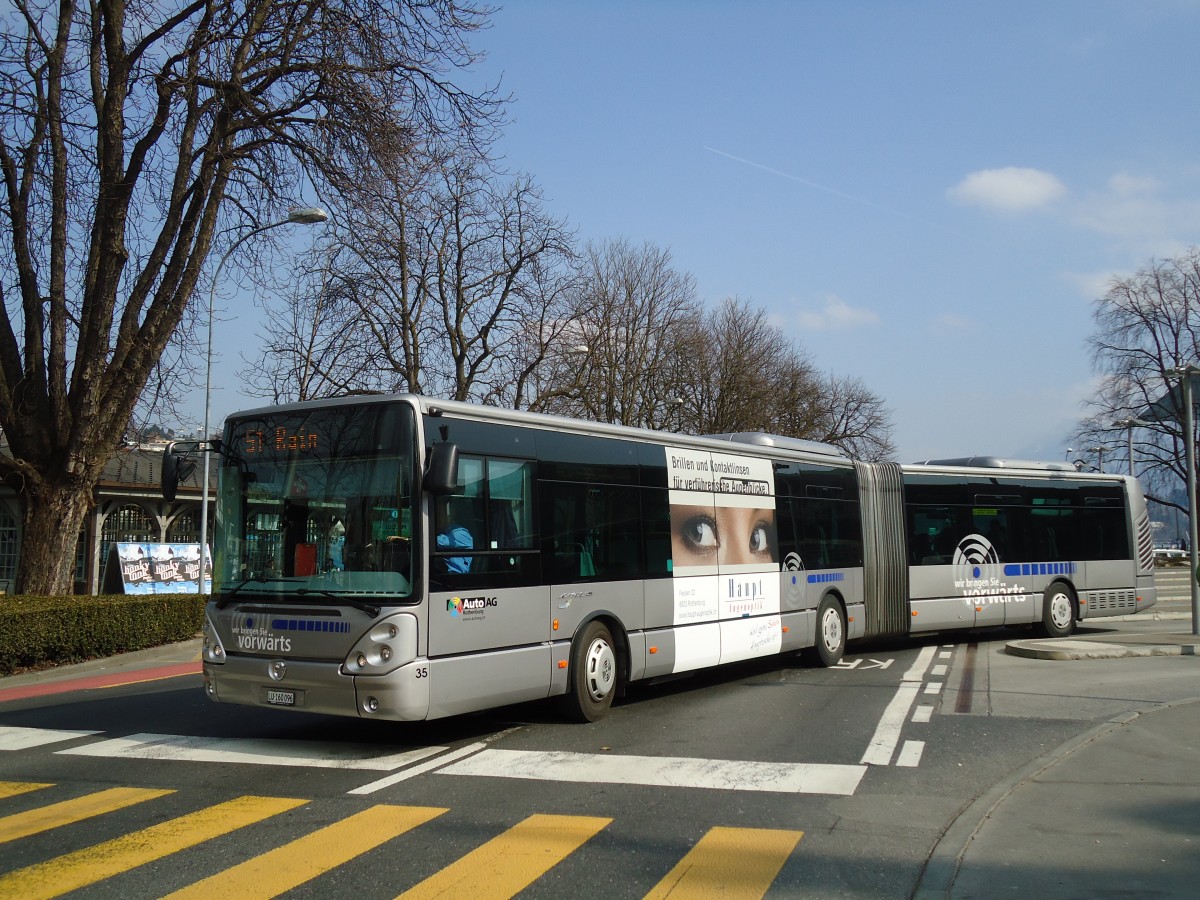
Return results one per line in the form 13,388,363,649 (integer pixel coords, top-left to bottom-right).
343,613,417,676
202,616,226,664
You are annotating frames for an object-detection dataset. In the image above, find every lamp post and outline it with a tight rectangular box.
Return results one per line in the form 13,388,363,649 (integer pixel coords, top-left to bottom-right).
198,207,328,594
1164,365,1200,635
1112,418,1149,477
1084,445,1110,473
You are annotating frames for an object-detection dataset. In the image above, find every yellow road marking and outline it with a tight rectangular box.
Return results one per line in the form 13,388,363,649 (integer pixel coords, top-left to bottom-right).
643,826,804,900
0,781,52,800
0,794,306,900
397,813,611,899
0,786,172,843
163,804,447,900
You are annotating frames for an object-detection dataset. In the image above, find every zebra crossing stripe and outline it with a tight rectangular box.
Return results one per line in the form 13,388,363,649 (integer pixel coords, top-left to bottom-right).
0,794,306,900
439,749,866,795
0,786,173,844
396,813,612,900
162,804,448,900
58,732,444,771
0,727,100,751
644,826,803,899
0,781,53,800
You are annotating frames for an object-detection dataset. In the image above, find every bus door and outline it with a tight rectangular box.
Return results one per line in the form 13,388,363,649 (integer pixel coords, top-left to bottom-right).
542,480,646,669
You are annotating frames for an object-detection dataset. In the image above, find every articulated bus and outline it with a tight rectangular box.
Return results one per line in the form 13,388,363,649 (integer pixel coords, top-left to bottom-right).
170,394,1157,723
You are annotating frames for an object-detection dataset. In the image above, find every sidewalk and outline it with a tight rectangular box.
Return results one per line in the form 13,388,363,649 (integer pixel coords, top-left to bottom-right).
0,639,202,703
915,696,1200,898
917,626,1200,898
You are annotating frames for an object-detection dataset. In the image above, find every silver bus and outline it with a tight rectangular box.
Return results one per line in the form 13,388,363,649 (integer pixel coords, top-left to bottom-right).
168,394,1156,722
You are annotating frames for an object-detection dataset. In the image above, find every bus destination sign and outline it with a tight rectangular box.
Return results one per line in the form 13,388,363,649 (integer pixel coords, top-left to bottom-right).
242,426,319,456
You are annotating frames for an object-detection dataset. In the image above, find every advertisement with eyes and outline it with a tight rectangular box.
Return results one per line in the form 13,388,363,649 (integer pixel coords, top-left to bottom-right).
666,447,781,631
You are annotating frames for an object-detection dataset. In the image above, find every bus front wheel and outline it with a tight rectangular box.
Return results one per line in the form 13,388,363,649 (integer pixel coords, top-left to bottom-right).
1040,583,1076,638
805,596,846,667
560,620,619,723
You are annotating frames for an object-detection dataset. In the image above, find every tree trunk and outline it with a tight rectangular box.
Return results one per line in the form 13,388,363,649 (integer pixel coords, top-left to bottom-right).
16,476,94,596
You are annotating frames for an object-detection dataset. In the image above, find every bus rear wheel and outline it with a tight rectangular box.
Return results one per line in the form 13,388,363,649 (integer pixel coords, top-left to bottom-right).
1040,583,1076,638
559,620,619,723
804,596,846,667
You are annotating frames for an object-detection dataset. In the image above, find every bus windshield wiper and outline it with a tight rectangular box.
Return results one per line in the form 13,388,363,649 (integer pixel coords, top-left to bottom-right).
293,588,380,618
215,577,303,608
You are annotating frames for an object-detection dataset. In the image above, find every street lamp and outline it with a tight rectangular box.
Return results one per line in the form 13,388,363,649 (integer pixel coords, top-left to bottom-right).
1164,364,1200,635
1084,445,1110,473
1111,418,1149,477
198,206,329,593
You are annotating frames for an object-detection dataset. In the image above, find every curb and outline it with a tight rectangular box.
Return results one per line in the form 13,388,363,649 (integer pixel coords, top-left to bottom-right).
911,697,1200,899
1005,640,1200,661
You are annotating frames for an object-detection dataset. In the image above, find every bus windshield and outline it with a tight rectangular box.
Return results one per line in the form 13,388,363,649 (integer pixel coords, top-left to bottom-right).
213,402,418,602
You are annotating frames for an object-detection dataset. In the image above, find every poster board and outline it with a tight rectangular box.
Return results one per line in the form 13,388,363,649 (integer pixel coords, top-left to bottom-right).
113,543,212,594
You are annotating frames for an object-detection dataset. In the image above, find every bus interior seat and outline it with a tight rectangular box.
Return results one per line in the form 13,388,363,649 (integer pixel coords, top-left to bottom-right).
489,499,520,548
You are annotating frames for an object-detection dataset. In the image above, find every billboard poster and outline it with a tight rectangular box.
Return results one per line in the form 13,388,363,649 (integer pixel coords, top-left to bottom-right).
116,543,211,594
665,446,783,670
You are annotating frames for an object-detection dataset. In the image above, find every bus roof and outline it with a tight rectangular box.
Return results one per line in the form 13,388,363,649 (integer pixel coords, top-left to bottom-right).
227,393,855,465
705,432,848,459
911,456,1079,472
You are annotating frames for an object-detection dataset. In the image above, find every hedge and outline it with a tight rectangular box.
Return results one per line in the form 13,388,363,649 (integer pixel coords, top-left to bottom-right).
0,593,206,676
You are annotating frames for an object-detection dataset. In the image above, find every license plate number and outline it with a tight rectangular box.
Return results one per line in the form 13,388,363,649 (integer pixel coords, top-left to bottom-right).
265,689,295,706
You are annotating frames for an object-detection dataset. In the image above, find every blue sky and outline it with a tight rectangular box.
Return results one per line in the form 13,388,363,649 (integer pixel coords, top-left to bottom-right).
208,1,1200,463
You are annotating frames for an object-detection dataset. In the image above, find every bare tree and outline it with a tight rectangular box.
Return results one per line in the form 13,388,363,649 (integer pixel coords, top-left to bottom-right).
527,250,896,454
674,298,821,436
815,373,895,461
537,239,703,429
670,298,894,458
0,0,497,593
246,153,574,406
242,244,383,403
1074,248,1200,511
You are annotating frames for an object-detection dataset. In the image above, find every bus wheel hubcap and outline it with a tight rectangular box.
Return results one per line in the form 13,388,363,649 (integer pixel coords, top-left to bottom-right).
1050,594,1071,628
584,639,616,701
822,609,842,651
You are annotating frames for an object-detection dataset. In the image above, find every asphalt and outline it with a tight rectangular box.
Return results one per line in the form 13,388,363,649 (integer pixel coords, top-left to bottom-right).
1,629,1198,898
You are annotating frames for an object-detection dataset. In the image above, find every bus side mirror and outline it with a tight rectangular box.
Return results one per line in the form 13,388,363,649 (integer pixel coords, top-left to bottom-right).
162,441,198,503
425,442,461,495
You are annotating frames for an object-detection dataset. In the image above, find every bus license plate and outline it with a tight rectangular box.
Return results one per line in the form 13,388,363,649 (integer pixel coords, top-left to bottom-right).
266,689,295,706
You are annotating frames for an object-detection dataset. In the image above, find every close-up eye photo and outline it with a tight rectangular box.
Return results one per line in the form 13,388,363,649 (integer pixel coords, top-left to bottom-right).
672,506,721,563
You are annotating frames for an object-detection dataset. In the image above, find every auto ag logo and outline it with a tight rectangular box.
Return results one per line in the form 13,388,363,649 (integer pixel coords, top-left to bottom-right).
447,597,462,617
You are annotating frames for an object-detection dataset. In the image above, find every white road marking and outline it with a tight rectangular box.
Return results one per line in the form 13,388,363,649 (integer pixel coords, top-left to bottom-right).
0,726,100,751
911,706,933,723
58,732,445,771
861,682,920,766
923,682,943,695
938,651,952,660
833,658,893,671
896,740,925,767
349,742,488,795
902,645,937,682
931,664,948,676
438,749,866,796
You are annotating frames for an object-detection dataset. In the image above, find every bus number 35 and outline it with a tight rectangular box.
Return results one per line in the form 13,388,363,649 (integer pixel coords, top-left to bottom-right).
415,667,429,678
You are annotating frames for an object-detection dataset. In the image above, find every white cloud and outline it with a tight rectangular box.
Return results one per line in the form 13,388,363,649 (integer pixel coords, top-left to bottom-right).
947,167,1067,212
930,313,973,333
1068,172,1200,248
795,294,880,331
1063,269,1125,301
